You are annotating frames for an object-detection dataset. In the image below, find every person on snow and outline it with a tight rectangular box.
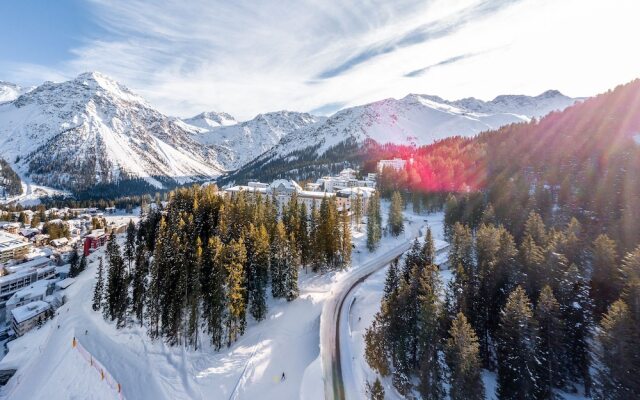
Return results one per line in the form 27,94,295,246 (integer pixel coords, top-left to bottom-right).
281,372,286,382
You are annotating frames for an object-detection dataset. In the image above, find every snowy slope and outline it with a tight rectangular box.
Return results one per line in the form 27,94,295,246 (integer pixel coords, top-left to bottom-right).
185,111,324,171
271,91,576,158
0,206,431,400
182,111,237,131
225,90,577,182
0,72,226,193
0,81,32,103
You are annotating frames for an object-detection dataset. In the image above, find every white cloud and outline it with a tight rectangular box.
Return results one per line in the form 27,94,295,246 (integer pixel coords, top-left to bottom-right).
5,0,640,120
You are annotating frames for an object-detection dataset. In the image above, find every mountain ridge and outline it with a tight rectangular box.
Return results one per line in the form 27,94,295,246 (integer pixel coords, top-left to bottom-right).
221,89,577,184
0,71,226,195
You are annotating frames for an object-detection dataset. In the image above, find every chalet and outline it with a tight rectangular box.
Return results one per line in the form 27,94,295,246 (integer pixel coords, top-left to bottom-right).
0,222,21,235
50,237,69,248
83,229,108,256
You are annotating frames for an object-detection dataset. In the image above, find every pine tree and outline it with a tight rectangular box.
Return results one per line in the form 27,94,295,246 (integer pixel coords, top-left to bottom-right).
309,202,323,271
285,232,300,301
445,313,485,400
620,244,640,285
524,211,547,247
353,192,363,230
68,245,80,278
591,234,620,319
146,217,167,339
271,222,288,298
247,224,270,320
105,235,128,327
339,206,352,269
124,219,136,273
388,191,404,237
131,238,148,325
496,286,540,400
365,305,391,376
92,257,105,311
297,203,310,270
202,236,227,350
367,192,381,252
383,258,400,300
535,285,565,398
403,239,422,282
480,203,496,225
519,234,545,299
416,264,445,400
594,300,640,399
186,236,202,349
558,263,593,392
422,227,435,266
367,377,385,400
78,253,87,274
224,238,247,346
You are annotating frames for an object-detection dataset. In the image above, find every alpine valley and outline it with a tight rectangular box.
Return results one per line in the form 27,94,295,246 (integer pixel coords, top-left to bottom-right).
0,72,577,199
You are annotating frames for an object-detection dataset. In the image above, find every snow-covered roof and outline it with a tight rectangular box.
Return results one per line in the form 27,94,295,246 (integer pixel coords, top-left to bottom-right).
20,228,40,235
337,187,376,197
11,300,50,323
86,229,106,239
4,257,50,274
0,231,29,252
51,237,69,247
55,277,75,290
298,190,335,199
55,264,71,275
225,185,267,194
7,281,50,306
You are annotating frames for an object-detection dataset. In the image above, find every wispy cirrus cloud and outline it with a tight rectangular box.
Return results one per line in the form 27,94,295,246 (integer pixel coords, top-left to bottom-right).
404,53,479,78
315,0,522,80
2,0,640,120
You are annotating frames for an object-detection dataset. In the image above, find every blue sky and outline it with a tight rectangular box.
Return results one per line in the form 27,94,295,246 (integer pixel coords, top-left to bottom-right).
1,0,639,119
0,1,98,66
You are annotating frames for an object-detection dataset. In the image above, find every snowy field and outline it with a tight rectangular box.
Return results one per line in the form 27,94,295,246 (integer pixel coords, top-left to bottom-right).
0,205,432,399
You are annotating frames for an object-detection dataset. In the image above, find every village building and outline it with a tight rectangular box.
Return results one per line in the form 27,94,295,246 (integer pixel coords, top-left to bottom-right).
83,229,108,256
0,257,55,299
0,231,31,265
225,168,377,214
5,280,55,315
10,300,51,337
377,158,407,172
50,237,69,248
0,222,21,235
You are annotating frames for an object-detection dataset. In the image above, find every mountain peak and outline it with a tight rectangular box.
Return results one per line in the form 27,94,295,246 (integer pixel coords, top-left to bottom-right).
536,89,565,99
0,81,32,103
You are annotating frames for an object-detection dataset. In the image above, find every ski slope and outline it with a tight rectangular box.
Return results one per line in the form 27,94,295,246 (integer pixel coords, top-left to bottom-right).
1,205,430,400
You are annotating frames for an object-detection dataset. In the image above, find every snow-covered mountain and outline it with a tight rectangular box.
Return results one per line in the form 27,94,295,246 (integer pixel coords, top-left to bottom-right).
0,81,32,103
0,72,225,193
224,90,577,183
181,111,237,131
186,111,324,170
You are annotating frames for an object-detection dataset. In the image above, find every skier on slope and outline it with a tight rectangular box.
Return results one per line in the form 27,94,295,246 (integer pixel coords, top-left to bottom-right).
281,372,286,382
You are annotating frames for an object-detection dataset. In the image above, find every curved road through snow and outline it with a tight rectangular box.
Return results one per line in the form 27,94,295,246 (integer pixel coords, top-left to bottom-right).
320,220,426,400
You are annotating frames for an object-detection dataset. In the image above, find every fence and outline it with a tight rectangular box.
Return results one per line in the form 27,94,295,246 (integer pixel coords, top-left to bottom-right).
72,337,125,400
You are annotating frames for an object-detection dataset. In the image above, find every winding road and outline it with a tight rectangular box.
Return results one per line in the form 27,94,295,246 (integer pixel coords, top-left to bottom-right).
320,219,427,400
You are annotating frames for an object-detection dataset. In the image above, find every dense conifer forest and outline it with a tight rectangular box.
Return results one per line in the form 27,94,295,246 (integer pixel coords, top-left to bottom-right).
92,185,352,349
0,158,22,197
365,80,640,398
